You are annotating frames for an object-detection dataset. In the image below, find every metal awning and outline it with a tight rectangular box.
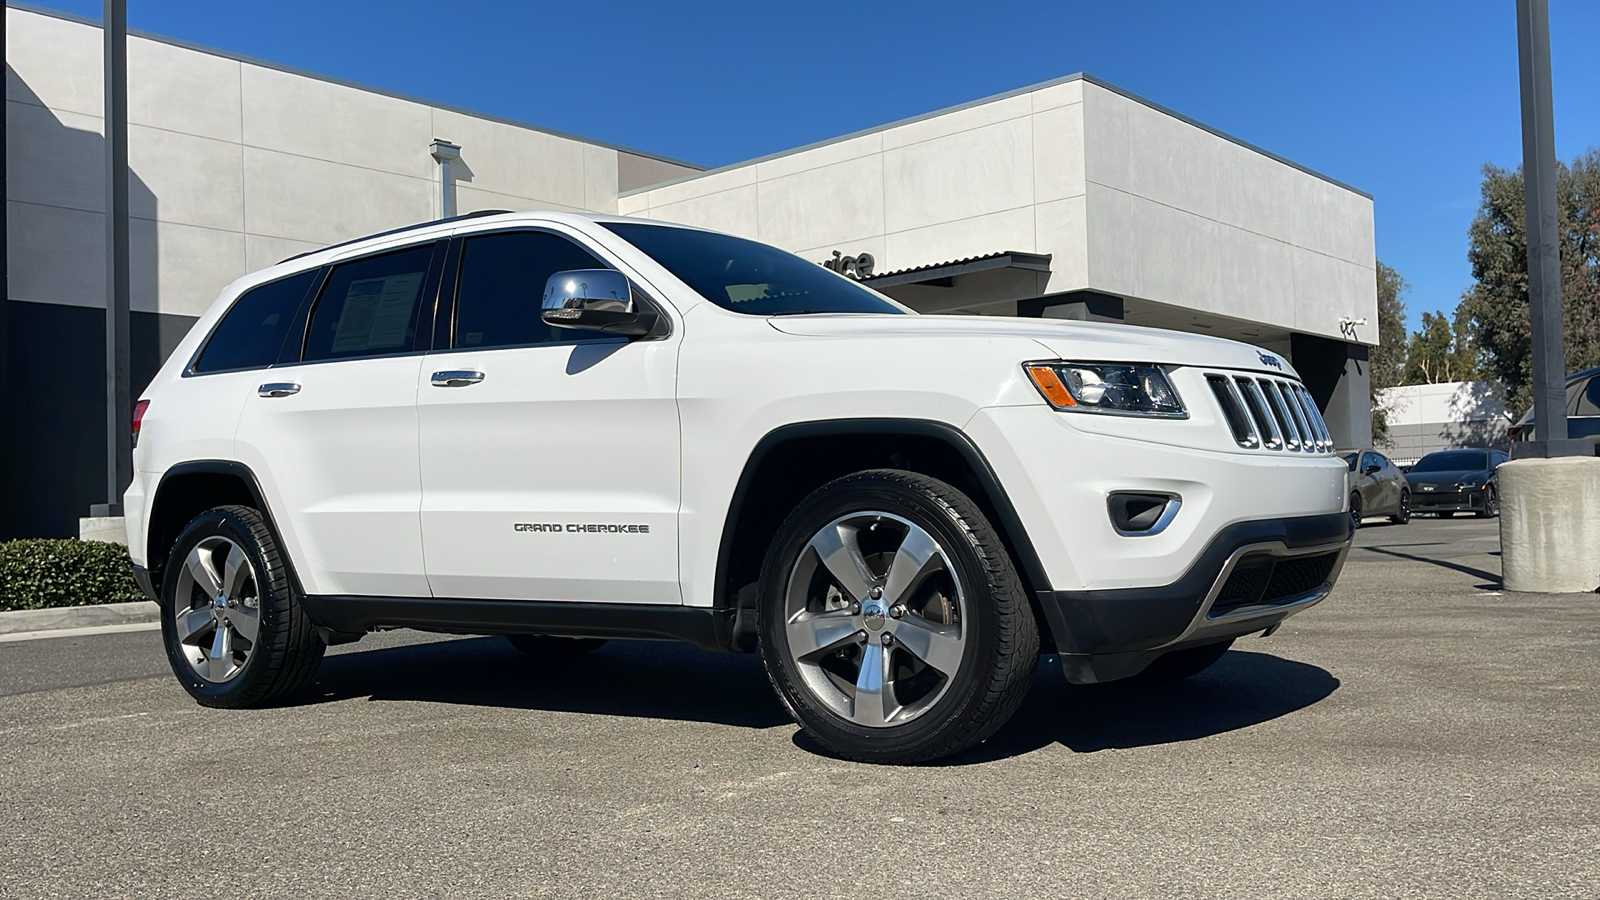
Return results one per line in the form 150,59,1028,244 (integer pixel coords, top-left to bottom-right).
860,251,1052,288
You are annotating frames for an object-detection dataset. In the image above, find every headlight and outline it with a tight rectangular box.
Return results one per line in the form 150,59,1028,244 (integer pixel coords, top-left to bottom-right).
1024,362,1186,417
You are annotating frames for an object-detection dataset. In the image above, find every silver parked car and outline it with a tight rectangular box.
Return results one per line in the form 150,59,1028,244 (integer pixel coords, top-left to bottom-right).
1338,448,1410,527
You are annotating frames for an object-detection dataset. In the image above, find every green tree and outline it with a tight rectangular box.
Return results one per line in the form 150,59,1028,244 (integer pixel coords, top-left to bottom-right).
1457,148,1600,413
1403,310,1478,384
1370,262,1409,444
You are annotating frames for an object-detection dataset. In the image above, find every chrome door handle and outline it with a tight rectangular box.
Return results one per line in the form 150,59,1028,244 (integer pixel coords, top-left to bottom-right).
431,369,485,387
257,382,301,398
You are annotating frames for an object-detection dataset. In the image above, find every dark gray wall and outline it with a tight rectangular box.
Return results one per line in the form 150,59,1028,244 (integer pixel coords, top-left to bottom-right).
1291,333,1372,449
3,300,196,538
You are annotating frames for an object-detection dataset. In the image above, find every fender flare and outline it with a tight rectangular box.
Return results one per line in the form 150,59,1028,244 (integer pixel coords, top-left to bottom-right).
147,460,302,594
712,418,1055,612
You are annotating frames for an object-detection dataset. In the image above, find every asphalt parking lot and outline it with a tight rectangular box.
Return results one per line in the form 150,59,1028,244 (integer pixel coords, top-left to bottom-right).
1,516,1596,899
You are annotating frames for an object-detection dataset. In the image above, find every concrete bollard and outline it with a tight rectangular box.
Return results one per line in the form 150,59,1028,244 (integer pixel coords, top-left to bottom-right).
1499,457,1600,593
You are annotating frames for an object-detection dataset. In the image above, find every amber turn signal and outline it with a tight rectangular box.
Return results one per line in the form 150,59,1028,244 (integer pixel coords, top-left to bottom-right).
1025,365,1077,408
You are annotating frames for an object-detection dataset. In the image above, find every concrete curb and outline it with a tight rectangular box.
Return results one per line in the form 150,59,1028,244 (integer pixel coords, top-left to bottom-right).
0,601,161,636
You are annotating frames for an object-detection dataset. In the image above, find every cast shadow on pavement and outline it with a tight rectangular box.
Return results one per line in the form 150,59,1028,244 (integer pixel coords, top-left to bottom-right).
796,648,1339,764
301,638,1336,764
301,636,790,729
954,649,1339,762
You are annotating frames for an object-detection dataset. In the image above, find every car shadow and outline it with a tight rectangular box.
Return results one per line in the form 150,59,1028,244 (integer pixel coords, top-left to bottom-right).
893,649,1341,765
298,638,1338,764
298,636,791,729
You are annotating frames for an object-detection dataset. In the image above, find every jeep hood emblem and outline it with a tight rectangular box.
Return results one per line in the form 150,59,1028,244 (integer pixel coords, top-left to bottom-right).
1258,351,1282,370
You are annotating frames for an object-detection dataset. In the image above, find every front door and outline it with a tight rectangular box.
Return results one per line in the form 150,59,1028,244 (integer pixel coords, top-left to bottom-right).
416,228,681,604
233,241,443,598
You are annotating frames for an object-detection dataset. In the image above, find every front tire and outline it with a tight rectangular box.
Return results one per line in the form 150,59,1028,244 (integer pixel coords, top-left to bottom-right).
1349,492,1363,529
1390,490,1411,525
758,470,1039,764
160,505,324,708
1477,486,1499,518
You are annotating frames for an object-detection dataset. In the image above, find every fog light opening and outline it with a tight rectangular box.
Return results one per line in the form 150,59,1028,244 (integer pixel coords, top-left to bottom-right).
1108,492,1182,536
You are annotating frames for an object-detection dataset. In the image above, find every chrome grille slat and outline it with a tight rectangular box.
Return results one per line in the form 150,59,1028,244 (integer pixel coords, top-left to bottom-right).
1207,371,1334,454
1234,377,1283,450
1206,374,1259,449
1262,380,1303,451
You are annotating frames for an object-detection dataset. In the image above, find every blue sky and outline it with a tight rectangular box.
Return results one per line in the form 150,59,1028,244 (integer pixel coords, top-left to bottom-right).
28,0,1600,332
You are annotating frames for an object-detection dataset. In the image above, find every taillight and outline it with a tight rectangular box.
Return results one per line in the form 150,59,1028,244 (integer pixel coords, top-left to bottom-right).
132,399,149,448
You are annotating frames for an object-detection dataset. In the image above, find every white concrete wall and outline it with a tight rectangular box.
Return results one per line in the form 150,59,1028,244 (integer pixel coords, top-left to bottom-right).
619,79,1092,302
5,6,693,318
1378,381,1510,462
1081,83,1376,346
620,75,1375,344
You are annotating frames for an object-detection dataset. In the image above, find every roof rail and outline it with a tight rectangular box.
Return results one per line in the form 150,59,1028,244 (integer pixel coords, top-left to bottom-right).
277,209,514,264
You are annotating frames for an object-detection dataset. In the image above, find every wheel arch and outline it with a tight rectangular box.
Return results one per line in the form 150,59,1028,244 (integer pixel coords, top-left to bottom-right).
145,461,297,598
713,418,1058,650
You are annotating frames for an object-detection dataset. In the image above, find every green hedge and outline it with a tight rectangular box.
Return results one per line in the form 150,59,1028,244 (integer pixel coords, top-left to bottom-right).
0,539,146,612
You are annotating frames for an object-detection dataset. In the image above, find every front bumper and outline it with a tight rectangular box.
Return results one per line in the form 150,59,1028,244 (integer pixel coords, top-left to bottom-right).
1409,488,1487,513
1042,512,1352,684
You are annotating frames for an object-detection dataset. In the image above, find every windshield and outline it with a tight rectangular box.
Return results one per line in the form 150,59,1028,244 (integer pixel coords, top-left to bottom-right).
1412,450,1488,472
602,222,906,316
1340,452,1358,471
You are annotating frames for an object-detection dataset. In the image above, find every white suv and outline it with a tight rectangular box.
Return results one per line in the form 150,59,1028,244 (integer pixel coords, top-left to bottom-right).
126,211,1350,763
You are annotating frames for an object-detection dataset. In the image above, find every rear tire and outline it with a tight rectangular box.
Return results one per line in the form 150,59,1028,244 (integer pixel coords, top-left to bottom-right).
758,470,1039,765
1124,639,1234,685
160,505,324,708
1389,490,1411,525
504,634,607,658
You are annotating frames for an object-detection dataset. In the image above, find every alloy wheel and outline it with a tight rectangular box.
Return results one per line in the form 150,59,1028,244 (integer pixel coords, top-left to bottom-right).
171,536,261,683
781,512,967,728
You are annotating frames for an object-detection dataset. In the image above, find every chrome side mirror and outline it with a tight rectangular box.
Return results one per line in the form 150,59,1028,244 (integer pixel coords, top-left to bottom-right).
540,268,655,337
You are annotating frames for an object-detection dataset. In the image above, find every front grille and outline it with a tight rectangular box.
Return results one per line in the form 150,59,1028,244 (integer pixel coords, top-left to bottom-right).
1210,550,1340,616
1206,373,1334,453
1412,490,1472,507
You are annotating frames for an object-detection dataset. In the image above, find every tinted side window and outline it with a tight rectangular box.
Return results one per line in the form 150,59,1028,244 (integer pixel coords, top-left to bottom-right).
1577,376,1600,416
453,231,612,349
1362,452,1380,471
303,244,436,362
192,270,318,373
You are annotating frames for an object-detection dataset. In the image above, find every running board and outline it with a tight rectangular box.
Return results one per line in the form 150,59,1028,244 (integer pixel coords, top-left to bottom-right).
300,595,738,652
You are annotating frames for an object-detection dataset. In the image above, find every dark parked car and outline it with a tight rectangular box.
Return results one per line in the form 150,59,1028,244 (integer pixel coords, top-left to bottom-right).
1339,448,1410,527
1404,448,1507,518
1508,365,1600,443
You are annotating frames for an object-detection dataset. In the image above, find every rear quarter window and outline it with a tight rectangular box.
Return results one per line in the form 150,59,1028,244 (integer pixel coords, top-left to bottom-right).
303,244,438,362
192,270,319,374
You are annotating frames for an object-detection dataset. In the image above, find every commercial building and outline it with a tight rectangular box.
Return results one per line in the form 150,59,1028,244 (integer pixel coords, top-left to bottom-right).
1377,381,1511,465
3,2,1377,539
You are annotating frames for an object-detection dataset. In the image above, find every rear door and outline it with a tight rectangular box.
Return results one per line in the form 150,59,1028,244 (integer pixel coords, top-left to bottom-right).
1358,452,1383,511
416,227,681,604
233,241,445,597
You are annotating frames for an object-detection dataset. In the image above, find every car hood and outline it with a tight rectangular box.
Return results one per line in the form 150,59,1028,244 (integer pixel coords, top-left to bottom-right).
767,314,1298,377
1406,469,1492,485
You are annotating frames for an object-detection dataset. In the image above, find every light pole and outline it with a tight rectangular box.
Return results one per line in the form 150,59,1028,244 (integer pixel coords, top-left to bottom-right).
1500,0,1600,592
91,0,131,519
1513,0,1584,458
